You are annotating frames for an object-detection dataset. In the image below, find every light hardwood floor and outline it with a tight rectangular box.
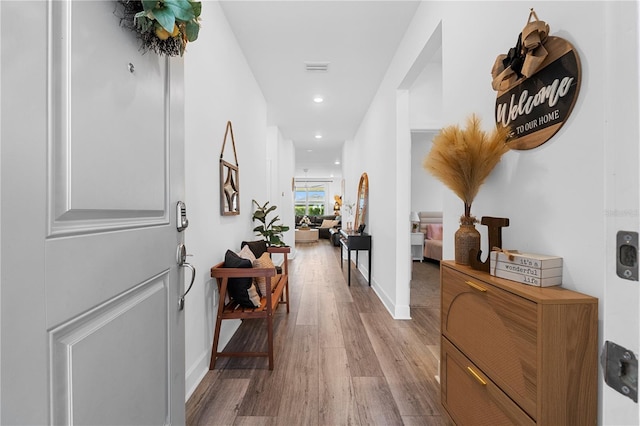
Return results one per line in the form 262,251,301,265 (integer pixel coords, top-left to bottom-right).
186,240,449,425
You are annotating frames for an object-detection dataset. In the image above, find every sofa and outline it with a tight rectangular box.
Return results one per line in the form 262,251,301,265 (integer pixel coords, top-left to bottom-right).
295,214,341,239
419,211,443,262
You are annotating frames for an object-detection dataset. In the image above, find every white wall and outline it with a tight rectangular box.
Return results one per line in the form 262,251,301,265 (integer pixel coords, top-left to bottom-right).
409,55,442,129
183,1,273,398
408,39,444,215
268,126,296,257
411,130,444,213
346,83,402,315
345,1,639,424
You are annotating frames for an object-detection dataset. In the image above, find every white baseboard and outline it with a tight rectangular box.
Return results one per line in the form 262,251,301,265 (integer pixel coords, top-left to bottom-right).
370,275,411,320
185,351,209,401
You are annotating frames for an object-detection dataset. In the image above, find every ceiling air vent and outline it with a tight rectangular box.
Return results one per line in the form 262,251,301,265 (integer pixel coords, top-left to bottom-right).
304,62,330,73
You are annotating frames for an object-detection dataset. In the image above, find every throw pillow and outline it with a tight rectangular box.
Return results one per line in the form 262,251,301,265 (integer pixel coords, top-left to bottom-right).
252,252,276,296
236,244,256,262
246,284,261,308
241,240,268,258
223,250,260,308
319,219,339,228
426,224,443,241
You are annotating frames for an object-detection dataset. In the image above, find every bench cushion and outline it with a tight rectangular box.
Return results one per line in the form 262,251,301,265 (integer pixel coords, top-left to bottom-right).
237,244,256,262
223,250,261,308
252,252,277,296
241,240,269,258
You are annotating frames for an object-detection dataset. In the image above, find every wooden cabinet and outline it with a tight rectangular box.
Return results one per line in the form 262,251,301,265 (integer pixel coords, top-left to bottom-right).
440,261,598,425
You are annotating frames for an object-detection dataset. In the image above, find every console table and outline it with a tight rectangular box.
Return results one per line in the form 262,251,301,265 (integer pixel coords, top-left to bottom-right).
339,229,371,286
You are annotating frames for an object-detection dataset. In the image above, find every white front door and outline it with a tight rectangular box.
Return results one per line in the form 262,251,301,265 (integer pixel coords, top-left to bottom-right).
1,1,185,424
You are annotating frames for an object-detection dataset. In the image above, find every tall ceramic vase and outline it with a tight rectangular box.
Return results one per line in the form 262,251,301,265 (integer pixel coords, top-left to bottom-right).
454,214,480,265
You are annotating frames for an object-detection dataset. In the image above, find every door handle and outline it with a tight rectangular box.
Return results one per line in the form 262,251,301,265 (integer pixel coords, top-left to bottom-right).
177,243,196,310
178,263,195,310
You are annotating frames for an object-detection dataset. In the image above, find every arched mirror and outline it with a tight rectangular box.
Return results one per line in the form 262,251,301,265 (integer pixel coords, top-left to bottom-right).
354,172,368,232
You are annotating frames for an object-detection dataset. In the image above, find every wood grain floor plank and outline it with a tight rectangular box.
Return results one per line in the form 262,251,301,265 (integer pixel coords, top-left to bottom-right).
318,289,345,348
352,376,404,425
406,306,441,345
296,275,318,325
337,304,384,377
393,326,441,386
402,414,452,425
186,370,224,425
232,416,277,426
319,347,358,425
233,316,297,416
427,344,439,361
276,325,319,425
189,378,250,426
348,284,387,313
361,311,443,416
233,369,284,417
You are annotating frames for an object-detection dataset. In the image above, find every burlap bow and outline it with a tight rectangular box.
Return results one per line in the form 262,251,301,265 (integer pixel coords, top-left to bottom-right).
491,9,550,92
492,247,520,261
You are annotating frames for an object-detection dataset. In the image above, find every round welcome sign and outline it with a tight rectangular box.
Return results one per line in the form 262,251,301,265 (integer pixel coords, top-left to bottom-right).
494,36,581,150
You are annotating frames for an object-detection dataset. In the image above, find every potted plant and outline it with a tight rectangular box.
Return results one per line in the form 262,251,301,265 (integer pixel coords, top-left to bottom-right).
423,114,510,265
252,200,290,246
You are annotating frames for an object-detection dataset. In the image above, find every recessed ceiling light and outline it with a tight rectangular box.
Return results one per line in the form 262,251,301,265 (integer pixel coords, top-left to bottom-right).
334,161,340,165
313,96,324,103
306,149,313,152
315,134,322,139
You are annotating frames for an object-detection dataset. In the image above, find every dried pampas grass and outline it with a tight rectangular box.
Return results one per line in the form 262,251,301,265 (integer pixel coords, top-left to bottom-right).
424,114,510,218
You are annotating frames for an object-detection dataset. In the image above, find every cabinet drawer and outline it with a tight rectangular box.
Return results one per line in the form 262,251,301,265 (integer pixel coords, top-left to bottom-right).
441,338,535,426
441,266,538,418
411,233,424,245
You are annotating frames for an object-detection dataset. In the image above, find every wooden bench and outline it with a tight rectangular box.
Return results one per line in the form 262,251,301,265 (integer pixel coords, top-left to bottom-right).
209,246,290,370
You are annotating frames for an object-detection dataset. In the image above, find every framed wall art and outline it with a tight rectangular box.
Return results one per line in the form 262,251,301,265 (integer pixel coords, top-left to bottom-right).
220,121,240,216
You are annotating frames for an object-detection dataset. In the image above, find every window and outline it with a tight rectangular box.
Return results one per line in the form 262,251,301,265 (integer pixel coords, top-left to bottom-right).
294,182,326,215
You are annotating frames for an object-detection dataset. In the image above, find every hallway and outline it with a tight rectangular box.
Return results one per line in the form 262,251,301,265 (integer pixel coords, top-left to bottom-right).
186,241,447,425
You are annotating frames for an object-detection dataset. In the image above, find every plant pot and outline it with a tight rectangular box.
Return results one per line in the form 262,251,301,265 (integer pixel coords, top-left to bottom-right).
455,224,480,265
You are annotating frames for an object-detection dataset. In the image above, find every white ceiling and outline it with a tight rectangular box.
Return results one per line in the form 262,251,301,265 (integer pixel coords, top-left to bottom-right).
219,1,421,178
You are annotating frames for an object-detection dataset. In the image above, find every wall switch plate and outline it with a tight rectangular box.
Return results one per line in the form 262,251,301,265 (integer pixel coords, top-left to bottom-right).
617,231,638,281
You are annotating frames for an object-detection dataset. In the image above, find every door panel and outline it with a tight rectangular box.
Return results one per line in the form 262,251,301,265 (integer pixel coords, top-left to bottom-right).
50,273,169,425
46,229,173,327
49,0,168,236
